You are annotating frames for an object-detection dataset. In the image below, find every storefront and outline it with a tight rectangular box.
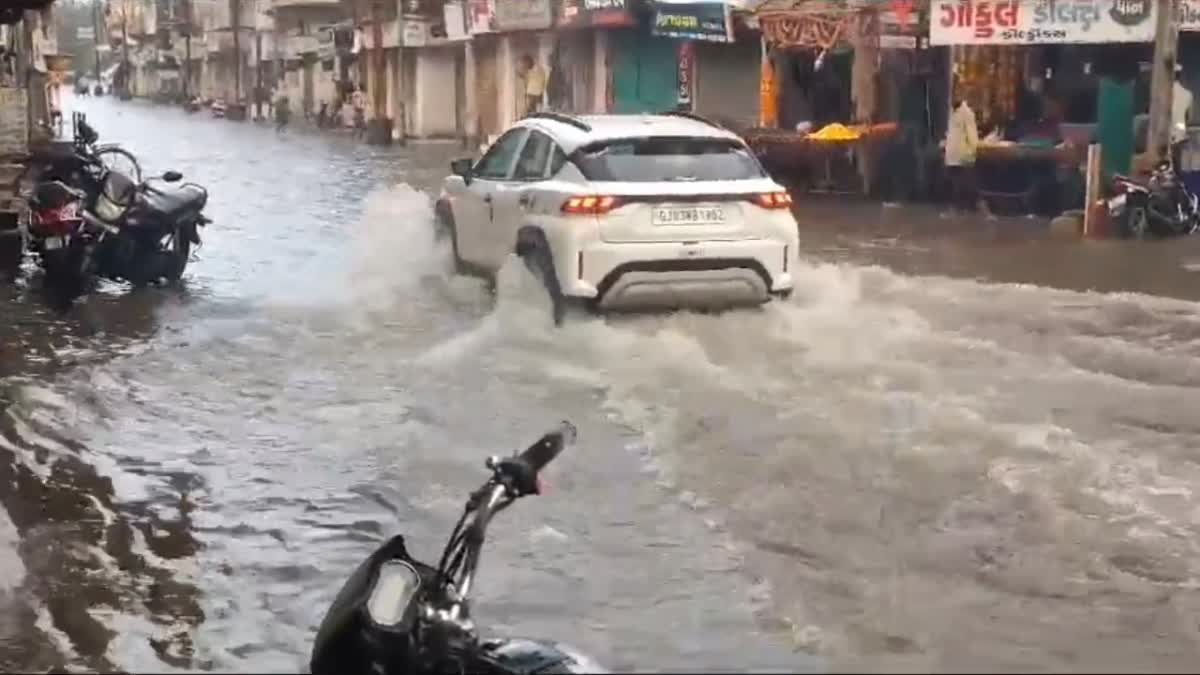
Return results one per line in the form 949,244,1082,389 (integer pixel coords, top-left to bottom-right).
930,0,1157,213
550,0,628,114
610,28,678,113
652,0,760,128
401,4,469,138
747,0,898,195
467,0,502,141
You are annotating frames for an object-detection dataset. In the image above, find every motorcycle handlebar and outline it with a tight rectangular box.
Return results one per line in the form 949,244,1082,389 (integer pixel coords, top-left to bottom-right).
518,421,576,476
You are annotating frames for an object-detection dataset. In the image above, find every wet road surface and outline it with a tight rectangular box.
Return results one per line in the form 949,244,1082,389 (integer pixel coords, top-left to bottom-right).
2,96,1200,673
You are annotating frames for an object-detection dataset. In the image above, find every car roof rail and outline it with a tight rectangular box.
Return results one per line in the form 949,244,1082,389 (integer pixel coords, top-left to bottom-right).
524,111,592,132
658,109,727,130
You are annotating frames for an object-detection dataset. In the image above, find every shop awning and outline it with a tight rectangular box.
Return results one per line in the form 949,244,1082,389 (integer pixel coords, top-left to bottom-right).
652,0,736,42
753,0,911,49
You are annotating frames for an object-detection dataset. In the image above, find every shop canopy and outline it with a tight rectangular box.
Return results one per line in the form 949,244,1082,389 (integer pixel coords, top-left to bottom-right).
754,0,922,50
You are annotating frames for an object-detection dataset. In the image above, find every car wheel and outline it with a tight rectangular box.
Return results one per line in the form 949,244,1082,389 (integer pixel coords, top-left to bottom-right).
516,228,568,327
435,201,467,276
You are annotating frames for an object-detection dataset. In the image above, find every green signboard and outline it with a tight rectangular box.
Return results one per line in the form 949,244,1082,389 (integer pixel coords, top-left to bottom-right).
652,1,733,43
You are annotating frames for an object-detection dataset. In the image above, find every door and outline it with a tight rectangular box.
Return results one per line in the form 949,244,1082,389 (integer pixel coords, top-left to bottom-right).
610,30,678,114
489,129,556,267
451,128,529,268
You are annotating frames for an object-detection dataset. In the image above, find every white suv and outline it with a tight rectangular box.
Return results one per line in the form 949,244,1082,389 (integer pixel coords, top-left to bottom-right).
435,112,799,323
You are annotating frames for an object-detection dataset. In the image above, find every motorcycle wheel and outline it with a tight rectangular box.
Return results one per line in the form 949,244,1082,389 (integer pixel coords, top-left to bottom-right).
1124,206,1149,239
163,227,191,283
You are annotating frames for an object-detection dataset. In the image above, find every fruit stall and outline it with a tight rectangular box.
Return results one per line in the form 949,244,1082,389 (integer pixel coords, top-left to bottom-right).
743,0,900,195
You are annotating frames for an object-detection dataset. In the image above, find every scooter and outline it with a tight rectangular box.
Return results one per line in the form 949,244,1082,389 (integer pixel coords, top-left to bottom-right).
311,422,609,675
1108,133,1200,239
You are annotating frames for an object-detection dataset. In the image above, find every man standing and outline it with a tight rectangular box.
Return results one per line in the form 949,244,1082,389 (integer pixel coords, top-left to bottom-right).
943,95,983,217
1172,64,1193,170
520,54,546,116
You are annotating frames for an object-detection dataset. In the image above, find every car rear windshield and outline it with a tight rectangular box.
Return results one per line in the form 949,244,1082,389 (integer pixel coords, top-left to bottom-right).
572,137,765,183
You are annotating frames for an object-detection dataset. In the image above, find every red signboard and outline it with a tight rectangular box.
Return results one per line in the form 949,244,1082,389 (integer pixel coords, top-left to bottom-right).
677,41,693,108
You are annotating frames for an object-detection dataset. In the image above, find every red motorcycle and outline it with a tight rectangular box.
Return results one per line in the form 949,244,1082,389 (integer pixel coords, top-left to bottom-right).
27,179,93,300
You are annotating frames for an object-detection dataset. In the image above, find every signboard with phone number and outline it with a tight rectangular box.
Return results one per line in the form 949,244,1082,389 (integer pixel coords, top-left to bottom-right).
929,0,1157,45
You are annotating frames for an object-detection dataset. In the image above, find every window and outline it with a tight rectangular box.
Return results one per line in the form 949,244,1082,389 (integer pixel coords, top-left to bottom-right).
573,137,766,183
513,130,554,181
549,146,568,177
473,129,528,180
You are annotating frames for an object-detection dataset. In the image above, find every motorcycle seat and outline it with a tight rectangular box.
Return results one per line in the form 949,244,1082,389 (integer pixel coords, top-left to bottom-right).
138,184,207,217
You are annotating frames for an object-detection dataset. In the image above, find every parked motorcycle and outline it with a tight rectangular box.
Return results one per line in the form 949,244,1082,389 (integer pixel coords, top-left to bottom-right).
82,165,210,286
26,178,91,300
1108,159,1200,239
311,422,608,675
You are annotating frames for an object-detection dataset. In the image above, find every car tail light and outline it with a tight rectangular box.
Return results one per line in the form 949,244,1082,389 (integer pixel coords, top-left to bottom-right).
751,191,793,209
561,195,622,215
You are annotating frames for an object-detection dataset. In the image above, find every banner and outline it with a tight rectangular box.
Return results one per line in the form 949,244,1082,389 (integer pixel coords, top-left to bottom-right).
677,40,693,107
929,0,1156,45
652,0,734,42
494,0,553,31
557,0,635,28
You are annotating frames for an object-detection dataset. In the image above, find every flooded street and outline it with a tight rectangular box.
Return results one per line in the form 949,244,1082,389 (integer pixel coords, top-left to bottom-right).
3,96,1200,673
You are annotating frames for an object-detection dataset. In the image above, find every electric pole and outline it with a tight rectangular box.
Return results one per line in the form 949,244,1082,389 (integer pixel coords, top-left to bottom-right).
1147,0,1179,167
121,0,131,98
232,0,241,104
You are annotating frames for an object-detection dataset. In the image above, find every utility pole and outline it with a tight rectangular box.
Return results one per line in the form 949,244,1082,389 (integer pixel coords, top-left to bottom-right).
92,0,103,81
232,0,241,104
121,0,131,98
183,0,192,99
366,0,391,144
1146,0,1179,168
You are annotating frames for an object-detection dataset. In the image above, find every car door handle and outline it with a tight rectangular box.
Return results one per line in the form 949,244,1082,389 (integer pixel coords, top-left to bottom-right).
483,194,492,203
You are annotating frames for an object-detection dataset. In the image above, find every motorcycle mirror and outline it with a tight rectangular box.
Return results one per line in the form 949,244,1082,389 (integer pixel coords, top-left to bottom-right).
162,170,183,183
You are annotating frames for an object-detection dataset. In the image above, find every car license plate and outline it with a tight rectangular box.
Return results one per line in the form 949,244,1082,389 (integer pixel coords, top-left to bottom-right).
43,235,65,250
652,205,726,226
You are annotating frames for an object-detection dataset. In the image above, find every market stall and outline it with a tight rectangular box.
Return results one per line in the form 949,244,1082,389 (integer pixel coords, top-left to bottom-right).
930,0,1156,215
747,0,899,194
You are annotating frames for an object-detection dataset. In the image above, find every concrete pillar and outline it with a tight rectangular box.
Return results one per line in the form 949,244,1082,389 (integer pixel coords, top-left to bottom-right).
464,39,478,146
593,29,607,113
499,33,515,129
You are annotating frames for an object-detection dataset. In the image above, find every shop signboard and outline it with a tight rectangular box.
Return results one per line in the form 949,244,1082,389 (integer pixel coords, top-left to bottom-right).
467,0,497,33
652,0,734,43
1181,0,1200,31
444,1,470,40
929,0,1156,45
677,40,693,107
557,0,636,28
494,0,553,31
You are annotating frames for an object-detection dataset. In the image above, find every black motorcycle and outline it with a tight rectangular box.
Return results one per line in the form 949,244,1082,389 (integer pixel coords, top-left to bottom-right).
1108,160,1200,239
311,422,609,675
82,165,209,286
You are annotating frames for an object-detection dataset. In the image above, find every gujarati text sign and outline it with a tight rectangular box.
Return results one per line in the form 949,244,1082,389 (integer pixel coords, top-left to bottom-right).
929,0,1156,45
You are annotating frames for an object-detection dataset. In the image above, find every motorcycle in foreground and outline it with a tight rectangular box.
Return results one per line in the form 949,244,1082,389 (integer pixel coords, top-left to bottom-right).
26,178,90,299
1108,158,1200,239
311,422,609,675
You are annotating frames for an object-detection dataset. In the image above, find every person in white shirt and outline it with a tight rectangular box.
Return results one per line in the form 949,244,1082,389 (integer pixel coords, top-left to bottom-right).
1171,64,1193,171
943,96,983,216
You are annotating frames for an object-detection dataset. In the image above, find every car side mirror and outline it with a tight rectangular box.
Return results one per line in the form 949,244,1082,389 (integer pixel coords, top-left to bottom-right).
162,170,183,182
450,158,473,182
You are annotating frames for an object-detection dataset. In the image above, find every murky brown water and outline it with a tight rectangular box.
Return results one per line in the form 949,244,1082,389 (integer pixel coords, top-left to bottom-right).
2,96,1200,673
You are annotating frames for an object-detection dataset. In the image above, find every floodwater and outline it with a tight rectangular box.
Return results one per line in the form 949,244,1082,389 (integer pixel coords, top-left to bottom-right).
2,95,1200,674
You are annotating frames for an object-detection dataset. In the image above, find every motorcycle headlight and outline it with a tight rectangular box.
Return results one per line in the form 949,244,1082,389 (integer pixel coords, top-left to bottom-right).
365,560,421,629
94,192,124,222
